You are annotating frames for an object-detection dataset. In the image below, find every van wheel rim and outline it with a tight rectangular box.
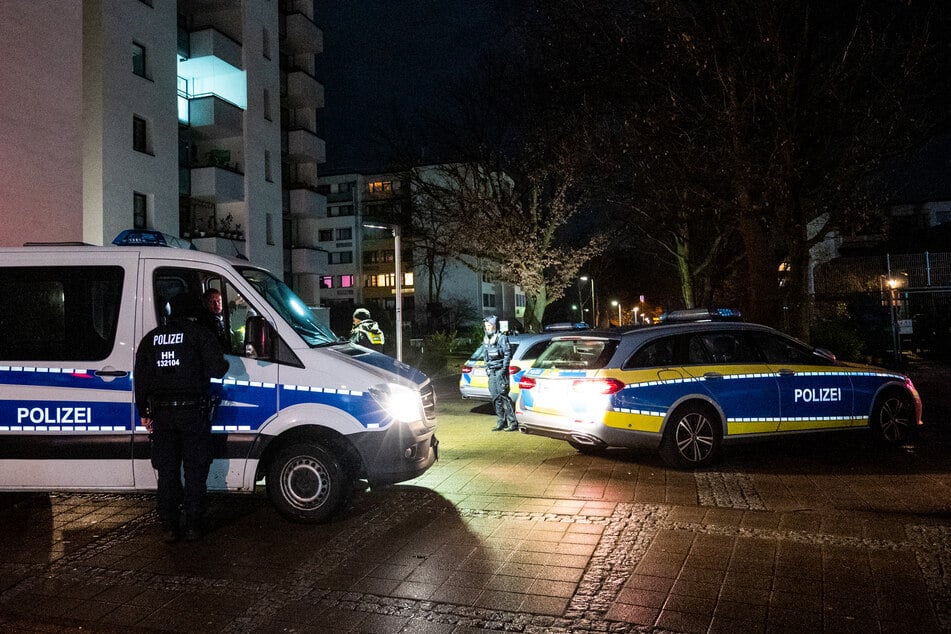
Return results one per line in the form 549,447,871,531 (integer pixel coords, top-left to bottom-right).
280,456,330,510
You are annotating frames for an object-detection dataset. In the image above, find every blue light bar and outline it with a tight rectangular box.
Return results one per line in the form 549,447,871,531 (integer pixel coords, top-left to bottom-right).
112,230,196,250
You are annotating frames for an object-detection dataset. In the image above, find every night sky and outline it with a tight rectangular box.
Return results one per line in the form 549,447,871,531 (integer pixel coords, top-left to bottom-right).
315,1,502,173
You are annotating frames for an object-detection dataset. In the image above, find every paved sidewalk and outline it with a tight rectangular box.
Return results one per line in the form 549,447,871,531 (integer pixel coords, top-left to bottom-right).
0,361,948,633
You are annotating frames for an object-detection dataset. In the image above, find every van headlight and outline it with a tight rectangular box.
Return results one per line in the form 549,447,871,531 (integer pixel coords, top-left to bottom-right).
368,383,423,424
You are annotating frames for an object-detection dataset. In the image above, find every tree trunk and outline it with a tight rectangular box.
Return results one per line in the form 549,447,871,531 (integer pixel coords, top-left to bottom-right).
735,187,781,328
523,286,548,333
675,235,695,309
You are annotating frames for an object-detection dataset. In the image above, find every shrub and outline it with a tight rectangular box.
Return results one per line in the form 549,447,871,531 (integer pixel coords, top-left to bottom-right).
810,317,868,363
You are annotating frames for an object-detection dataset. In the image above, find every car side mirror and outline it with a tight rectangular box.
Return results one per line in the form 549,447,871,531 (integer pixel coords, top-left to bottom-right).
244,315,275,360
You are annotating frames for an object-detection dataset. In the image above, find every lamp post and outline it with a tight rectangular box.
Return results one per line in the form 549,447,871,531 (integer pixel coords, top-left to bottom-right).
633,305,640,325
611,300,622,325
363,222,403,361
580,276,595,326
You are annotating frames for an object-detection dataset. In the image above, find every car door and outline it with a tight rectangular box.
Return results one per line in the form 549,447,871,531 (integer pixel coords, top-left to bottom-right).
0,252,137,488
135,259,280,491
680,330,782,436
751,331,856,432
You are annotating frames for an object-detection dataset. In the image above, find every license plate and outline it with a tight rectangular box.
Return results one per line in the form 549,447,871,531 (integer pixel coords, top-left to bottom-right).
473,368,487,377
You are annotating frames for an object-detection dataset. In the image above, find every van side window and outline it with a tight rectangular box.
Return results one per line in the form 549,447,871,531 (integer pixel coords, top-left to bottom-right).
0,266,123,361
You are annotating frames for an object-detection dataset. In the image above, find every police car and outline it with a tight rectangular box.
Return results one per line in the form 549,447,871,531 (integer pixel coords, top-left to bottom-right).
0,231,438,522
516,321,922,468
458,332,566,401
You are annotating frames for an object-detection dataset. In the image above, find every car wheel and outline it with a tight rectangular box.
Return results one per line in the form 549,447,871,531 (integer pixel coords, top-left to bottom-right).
871,390,916,445
659,403,722,469
266,442,348,523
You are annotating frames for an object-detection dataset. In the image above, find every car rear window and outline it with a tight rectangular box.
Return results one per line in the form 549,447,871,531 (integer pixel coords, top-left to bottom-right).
533,339,617,370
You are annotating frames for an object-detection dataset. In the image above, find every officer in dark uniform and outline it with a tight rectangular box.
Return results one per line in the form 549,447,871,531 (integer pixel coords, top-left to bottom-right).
482,315,518,431
135,294,228,543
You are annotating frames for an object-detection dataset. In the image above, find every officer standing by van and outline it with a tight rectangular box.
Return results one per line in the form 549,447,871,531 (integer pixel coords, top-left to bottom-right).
483,315,518,431
349,307,386,352
135,294,228,543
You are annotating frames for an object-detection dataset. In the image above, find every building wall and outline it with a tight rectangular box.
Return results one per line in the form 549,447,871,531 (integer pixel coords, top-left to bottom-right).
0,1,83,245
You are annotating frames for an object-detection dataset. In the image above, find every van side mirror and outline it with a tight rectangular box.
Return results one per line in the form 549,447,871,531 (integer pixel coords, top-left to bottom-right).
244,315,275,360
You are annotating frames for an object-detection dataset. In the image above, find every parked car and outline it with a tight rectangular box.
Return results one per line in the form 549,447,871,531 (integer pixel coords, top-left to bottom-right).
459,332,566,401
516,321,922,468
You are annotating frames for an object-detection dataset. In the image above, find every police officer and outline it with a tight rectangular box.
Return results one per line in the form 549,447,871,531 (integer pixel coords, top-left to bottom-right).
483,315,518,431
349,307,386,352
135,294,228,543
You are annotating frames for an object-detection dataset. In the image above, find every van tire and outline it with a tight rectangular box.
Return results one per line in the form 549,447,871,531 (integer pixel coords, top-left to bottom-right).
267,442,348,523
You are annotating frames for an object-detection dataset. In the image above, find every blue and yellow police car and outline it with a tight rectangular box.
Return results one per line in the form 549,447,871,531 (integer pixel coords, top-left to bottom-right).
516,321,922,468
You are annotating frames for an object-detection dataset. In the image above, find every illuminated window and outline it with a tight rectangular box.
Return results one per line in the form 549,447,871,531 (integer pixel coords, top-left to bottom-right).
132,116,149,153
320,276,333,289
339,275,354,288
132,42,147,78
133,192,147,228
367,181,393,193
403,272,414,287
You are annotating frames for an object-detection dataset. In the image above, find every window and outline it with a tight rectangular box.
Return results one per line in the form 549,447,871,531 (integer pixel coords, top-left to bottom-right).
132,42,147,78
336,227,352,240
262,27,270,59
133,192,147,229
319,276,333,289
329,251,353,265
367,181,393,193
264,150,272,182
625,337,677,369
318,229,333,242
266,213,274,245
751,331,831,365
263,88,272,120
483,293,496,308
0,266,124,361
132,115,149,153
403,272,414,287
329,205,354,217
363,250,378,264
339,275,354,288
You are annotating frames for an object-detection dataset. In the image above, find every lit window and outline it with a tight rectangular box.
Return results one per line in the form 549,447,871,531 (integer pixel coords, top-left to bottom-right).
367,181,393,193
339,275,354,288
132,43,147,78
403,272,414,287
319,276,333,289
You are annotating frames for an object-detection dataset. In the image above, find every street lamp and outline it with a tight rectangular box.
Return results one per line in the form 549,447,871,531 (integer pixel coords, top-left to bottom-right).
611,300,622,325
363,222,403,361
580,276,596,326
633,305,640,325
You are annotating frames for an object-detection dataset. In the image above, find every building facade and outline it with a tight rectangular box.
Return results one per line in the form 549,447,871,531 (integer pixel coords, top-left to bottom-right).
0,0,325,283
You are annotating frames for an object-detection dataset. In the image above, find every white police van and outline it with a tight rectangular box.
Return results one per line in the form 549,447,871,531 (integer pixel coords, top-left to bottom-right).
0,231,438,522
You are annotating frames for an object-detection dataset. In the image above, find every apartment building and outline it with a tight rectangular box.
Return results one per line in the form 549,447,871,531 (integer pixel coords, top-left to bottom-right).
0,0,324,284
313,170,525,334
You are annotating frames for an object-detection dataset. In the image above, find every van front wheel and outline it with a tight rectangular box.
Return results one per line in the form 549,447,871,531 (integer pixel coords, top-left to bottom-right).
267,442,347,523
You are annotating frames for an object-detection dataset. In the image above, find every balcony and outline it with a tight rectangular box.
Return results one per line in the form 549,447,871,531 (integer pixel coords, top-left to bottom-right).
286,186,326,218
284,69,324,108
286,128,326,163
190,162,244,203
187,28,242,69
291,247,325,274
281,12,322,54
189,95,243,139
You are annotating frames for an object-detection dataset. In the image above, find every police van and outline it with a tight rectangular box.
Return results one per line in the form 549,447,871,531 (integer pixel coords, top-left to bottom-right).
0,231,438,522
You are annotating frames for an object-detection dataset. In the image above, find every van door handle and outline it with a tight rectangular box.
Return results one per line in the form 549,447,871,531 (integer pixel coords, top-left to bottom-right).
704,372,723,380
95,369,128,379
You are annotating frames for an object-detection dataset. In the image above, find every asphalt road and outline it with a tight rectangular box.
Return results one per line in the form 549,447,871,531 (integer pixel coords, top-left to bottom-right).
0,359,948,632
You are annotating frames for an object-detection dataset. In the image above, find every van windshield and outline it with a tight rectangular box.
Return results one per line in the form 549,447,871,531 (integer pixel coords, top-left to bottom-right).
237,266,339,347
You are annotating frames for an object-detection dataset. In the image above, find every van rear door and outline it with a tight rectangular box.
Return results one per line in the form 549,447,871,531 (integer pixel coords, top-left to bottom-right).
0,250,138,488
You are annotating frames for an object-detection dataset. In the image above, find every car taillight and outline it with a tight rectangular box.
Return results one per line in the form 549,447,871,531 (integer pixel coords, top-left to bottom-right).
461,365,473,374
519,376,536,390
571,378,625,395
509,365,521,375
